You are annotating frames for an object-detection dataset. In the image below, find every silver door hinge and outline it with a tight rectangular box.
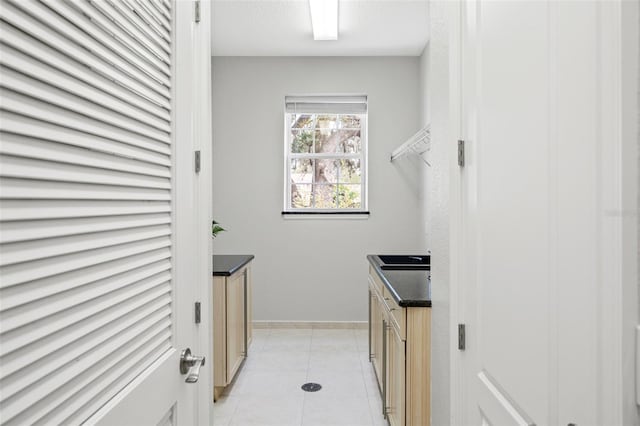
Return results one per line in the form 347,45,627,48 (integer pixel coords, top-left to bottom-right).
195,301,201,324
194,0,201,23
458,323,466,350
194,150,201,173
458,140,465,167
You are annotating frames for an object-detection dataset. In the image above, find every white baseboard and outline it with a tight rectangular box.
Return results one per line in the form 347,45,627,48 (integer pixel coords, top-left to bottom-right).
253,320,367,330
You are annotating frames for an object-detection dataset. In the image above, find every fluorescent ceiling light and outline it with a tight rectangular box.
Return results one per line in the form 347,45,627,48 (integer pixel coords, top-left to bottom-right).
309,0,338,41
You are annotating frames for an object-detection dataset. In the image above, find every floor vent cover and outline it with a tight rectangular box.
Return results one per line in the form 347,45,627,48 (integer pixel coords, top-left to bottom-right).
301,383,322,392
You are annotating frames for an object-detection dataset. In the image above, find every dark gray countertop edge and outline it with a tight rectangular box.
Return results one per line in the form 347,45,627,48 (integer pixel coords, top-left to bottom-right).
367,255,432,308
213,255,255,276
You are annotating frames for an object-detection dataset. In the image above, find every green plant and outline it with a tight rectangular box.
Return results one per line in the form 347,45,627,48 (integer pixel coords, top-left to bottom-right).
212,220,225,238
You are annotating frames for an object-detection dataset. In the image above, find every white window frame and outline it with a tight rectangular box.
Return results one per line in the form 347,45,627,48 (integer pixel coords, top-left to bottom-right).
283,95,369,214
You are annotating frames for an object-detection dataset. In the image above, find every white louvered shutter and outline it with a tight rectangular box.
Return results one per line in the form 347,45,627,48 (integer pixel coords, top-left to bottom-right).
0,0,176,424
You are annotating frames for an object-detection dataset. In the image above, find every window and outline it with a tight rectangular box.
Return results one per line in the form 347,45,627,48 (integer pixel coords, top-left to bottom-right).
284,95,368,213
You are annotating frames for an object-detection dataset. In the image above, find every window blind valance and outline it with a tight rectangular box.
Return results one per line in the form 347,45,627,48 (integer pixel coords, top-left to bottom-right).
285,95,367,114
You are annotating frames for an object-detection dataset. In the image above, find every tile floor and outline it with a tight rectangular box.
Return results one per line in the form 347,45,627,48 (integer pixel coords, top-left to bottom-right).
213,327,388,426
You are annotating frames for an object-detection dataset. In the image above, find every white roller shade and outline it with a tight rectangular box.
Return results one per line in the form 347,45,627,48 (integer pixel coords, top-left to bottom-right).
0,0,174,424
285,95,368,114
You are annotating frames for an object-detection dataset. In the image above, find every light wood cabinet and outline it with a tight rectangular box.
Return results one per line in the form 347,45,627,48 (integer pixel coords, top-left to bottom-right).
368,265,431,426
387,319,406,426
369,278,384,396
213,263,252,401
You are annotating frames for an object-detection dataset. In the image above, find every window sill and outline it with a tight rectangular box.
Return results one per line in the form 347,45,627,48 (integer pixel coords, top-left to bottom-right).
281,211,370,220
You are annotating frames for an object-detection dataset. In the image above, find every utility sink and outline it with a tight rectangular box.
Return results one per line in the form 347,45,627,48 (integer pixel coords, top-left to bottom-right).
374,255,430,270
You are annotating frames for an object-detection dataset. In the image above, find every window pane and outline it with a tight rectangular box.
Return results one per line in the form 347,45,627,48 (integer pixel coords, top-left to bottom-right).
336,130,361,153
313,184,337,209
316,114,338,129
337,184,362,208
339,115,361,129
290,114,314,129
291,159,312,184
338,159,361,183
291,184,312,208
291,129,313,153
314,128,338,153
314,159,338,183
284,105,366,212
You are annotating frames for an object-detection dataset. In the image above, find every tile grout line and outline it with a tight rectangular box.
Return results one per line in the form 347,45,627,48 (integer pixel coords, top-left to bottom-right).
225,397,240,426
223,327,271,425
220,326,382,425
355,329,378,426
301,327,315,426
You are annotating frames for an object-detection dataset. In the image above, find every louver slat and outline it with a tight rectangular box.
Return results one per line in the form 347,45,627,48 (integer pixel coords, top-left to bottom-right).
2,306,171,398
0,89,170,155
134,0,172,33
0,134,171,178
60,1,171,78
0,112,171,166
0,214,172,244
122,0,171,43
0,67,170,142
0,46,170,133
0,156,171,190
0,179,171,202
40,0,171,87
1,90,171,154
0,249,171,310
153,0,172,21
0,2,170,109
6,0,171,100
1,295,172,376
90,0,171,62
0,0,175,423
0,200,171,222
104,0,172,55
0,225,172,267
0,235,172,289
0,24,170,121
3,329,172,424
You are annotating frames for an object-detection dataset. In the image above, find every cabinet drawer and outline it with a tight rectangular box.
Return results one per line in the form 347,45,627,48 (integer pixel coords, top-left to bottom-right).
369,265,384,294
382,286,405,340
368,275,382,301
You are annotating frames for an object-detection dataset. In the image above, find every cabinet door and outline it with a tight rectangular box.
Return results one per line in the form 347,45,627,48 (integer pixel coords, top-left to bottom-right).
246,265,252,348
226,268,246,381
387,323,406,426
370,287,384,393
213,277,227,389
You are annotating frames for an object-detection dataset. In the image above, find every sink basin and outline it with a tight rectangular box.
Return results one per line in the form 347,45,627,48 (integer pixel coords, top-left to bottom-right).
374,255,430,270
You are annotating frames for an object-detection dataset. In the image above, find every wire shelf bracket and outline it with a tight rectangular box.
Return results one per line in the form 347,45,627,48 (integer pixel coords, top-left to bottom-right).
390,125,431,166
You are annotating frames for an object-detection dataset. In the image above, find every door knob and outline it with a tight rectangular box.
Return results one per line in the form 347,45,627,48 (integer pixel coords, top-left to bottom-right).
180,348,205,383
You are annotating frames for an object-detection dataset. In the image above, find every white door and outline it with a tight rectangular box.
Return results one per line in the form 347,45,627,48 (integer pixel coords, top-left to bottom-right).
0,1,212,425
455,1,625,425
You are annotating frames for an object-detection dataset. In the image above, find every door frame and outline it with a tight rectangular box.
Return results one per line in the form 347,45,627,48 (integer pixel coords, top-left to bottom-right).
171,0,213,422
189,0,214,423
447,0,463,424
448,0,627,423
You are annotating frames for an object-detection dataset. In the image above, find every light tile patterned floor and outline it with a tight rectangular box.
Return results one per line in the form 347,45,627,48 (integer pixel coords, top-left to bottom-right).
213,327,388,426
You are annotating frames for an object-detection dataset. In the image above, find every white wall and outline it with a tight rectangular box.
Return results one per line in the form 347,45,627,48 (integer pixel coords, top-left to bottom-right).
212,57,423,322
418,43,430,246
621,0,639,422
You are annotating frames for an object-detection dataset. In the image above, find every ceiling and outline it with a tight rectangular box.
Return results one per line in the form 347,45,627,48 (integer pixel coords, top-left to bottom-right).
211,0,430,57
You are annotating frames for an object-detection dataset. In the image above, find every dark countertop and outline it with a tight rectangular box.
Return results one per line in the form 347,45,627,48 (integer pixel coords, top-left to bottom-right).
367,255,431,307
213,255,254,276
